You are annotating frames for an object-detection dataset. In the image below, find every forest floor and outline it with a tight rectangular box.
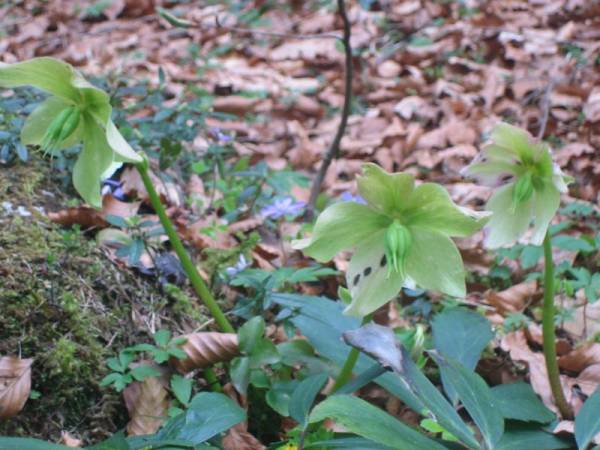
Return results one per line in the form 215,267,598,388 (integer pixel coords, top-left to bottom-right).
1,0,600,447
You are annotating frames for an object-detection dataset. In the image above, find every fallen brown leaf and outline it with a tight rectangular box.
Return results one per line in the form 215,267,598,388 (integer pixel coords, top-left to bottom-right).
559,343,600,373
126,376,169,436
171,332,240,374
60,431,82,448
486,281,538,315
222,426,266,450
0,356,33,419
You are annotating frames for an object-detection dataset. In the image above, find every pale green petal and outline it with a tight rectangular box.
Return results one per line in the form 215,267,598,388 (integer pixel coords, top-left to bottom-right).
357,163,414,213
106,119,142,162
483,183,533,248
403,183,490,237
292,202,389,262
343,230,405,317
21,97,71,145
552,163,570,193
491,122,535,162
73,114,114,207
0,58,81,103
530,182,560,245
405,228,466,298
481,144,521,163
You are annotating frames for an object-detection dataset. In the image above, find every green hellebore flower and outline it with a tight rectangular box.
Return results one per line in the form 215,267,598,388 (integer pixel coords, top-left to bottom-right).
463,122,571,249
0,57,142,207
292,163,489,317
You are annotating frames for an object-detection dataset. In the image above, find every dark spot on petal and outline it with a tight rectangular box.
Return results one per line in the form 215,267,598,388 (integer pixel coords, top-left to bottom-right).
500,174,514,183
363,267,372,276
380,255,387,267
353,274,360,286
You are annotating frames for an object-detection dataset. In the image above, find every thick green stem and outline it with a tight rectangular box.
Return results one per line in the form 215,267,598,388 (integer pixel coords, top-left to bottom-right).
542,232,573,419
330,315,371,394
136,161,235,334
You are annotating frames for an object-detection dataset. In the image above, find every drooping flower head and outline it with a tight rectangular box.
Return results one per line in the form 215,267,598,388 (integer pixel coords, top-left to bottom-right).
463,122,571,248
293,164,489,317
0,58,142,207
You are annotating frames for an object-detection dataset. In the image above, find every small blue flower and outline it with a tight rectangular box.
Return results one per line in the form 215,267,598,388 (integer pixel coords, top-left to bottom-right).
101,178,126,200
209,127,233,143
225,254,250,277
261,197,305,219
340,191,367,205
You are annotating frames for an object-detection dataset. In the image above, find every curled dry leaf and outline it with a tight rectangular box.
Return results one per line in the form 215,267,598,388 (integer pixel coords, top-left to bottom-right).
559,343,600,373
48,194,141,228
126,376,169,436
486,281,538,315
0,356,33,419
171,332,240,374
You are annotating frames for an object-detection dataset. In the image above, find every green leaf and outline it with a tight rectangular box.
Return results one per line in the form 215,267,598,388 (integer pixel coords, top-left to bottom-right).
248,338,280,367
88,432,130,450
292,201,389,262
492,383,555,423
171,374,192,406
106,357,124,373
0,438,73,450
105,215,130,228
575,386,600,450
520,246,543,269
343,323,480,450
238,316,265,355
129,364,160,381
431,352,504,450
289,373,328,428
304,436,392,449
496,424,572,450
230,356,250,396
406,228,466,298
100,372,125,387
155,392,245,444
309,395,448,450
552,235,595,253
153,329,171,347
266,381,295,416
432,308,493,405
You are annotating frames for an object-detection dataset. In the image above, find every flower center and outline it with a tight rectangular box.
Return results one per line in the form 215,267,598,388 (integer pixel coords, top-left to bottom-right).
384,220,412,277
41,106,81,152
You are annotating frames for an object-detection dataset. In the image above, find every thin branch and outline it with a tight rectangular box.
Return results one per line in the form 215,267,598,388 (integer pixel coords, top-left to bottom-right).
537,79,556,140
306,0,353,219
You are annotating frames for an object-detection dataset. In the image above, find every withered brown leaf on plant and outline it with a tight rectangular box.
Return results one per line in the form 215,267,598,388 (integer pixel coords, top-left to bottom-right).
170,332,240,374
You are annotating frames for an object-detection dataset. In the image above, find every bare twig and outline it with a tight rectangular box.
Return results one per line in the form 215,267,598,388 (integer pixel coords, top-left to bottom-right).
306,0,353,219
537,79,556,140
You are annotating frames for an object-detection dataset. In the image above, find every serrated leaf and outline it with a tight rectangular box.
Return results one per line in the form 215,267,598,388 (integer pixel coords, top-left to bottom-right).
130,365,161,382
170,375,192,406
153,330,171,347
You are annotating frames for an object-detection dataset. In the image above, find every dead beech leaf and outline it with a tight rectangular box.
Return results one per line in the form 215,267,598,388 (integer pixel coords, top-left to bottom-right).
126,377,169,436
48,194,141,228
559,343,600,373
171,333,240,374
222,426,266,450
486,281,537,315
0,356,33,419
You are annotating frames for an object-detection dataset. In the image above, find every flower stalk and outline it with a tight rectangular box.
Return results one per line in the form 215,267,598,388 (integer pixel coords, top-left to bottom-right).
136,160,235,335
542,232,573,419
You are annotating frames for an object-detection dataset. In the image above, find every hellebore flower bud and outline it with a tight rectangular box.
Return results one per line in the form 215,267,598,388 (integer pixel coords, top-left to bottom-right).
41,106,80,152
384,220,412,277
512,172,534,210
